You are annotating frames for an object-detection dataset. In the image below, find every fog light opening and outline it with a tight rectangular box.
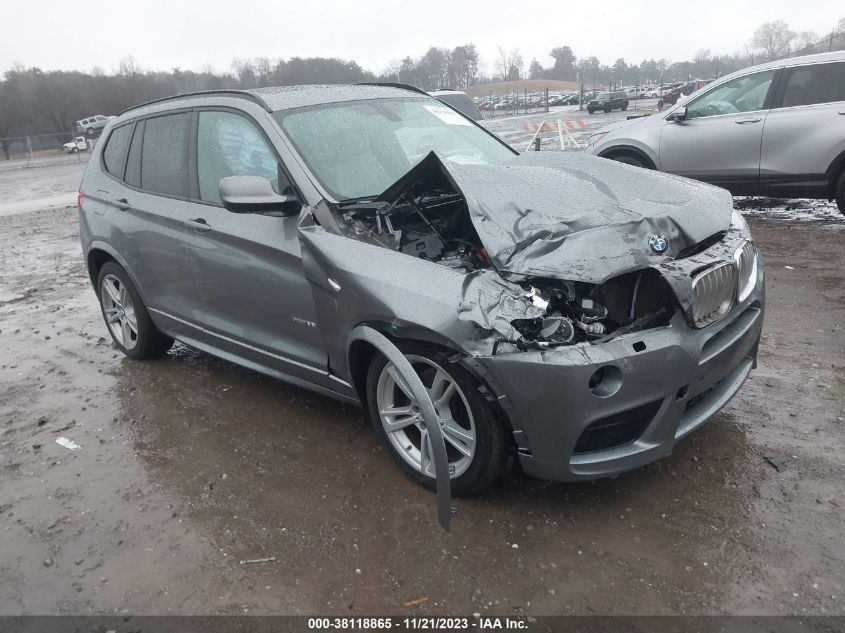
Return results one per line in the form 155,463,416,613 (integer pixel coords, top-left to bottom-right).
589,366,623,398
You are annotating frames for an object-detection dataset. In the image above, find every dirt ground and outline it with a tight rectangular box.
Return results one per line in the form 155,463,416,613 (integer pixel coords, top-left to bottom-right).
0,157,843,616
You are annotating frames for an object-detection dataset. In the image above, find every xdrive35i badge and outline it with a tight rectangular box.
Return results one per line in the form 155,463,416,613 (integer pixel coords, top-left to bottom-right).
648,234,669,254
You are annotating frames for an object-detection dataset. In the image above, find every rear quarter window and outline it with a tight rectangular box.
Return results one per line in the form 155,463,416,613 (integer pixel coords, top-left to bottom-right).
781,62,845,107
102,124,133,179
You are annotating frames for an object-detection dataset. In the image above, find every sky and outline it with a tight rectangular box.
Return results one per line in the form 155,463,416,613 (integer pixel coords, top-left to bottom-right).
1,0,842,76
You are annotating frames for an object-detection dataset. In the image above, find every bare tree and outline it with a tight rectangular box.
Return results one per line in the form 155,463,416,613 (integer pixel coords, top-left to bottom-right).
116,55,141,77
496,45,509,81
752,21,796,59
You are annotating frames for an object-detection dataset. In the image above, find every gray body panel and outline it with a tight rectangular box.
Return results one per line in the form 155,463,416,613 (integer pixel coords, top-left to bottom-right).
658,109,767,179
79,84,765,483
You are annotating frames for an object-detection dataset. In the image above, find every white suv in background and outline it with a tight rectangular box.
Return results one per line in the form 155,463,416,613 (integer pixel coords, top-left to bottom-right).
587,51,845,214
76,115,113,136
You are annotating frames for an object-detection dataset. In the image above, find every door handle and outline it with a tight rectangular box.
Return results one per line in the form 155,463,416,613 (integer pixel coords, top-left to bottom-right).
838,110,845,115
114,198,130,211
185,218,211,233
735,117,762,124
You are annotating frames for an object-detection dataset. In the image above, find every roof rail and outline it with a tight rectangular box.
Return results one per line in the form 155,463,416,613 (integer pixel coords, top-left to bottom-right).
357,82,428,96
118,89,272,116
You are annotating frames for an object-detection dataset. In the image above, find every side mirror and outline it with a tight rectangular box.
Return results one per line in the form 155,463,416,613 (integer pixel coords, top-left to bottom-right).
219,175,299,216
670,106,688,122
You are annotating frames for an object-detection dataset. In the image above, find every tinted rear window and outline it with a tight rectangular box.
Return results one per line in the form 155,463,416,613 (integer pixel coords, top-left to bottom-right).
102,124,133,179
140,113,190,197
781,62,845,107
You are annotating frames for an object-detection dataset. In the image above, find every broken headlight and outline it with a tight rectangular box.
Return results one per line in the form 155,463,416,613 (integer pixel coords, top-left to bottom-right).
734,240,758,302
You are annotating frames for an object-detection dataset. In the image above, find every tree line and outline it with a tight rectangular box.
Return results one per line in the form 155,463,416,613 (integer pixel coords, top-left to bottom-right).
1,18,843,156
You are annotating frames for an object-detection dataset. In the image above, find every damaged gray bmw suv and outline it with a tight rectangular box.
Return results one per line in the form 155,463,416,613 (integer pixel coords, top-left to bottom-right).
79,84,764,495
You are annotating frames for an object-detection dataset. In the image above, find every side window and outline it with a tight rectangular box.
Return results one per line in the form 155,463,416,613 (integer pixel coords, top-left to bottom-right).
781,62,845,107
141,112,190,197
196,110,284,204
686,70,775,119
102,123,133,179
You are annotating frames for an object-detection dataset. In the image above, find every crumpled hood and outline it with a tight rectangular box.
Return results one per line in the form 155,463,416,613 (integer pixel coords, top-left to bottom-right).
440,152,733,284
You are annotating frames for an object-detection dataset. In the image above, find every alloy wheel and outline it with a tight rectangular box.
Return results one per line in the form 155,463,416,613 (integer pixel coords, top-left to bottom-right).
376,355,476,479
100,274,139,350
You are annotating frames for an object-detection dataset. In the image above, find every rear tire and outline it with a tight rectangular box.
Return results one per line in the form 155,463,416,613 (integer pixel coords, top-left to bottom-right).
366,341,508,496
96,262,173,359
835,170,845,215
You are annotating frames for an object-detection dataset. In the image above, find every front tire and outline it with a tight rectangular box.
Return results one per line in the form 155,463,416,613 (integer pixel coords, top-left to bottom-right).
366,342,508,495
97,262,173,359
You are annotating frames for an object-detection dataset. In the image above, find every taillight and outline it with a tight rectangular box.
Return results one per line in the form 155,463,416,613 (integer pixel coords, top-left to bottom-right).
77,189,84,210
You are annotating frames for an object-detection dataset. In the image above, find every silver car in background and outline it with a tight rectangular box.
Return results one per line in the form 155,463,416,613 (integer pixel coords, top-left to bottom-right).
586,51,845,214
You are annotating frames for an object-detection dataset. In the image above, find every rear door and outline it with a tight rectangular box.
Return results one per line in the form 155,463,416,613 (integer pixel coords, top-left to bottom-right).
113,112,197,330
182,108,328,383
658,69,778,193
760,60,845,197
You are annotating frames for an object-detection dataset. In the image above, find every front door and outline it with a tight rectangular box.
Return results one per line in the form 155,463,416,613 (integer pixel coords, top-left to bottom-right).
183,109,328,384
658,69,777,194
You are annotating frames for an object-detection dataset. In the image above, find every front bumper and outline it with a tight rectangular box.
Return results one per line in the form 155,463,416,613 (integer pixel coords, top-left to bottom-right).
468,280,764,482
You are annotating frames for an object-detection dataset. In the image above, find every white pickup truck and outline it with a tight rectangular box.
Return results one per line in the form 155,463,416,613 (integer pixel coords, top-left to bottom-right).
63,137,89,153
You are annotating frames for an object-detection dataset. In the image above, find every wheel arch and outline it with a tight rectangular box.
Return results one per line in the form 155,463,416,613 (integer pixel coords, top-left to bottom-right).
345,321,467,406
345,321,517,449
85,242,149,305
598,144,657,169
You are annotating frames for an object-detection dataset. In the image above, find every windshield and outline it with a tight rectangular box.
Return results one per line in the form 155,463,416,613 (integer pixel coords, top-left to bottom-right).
274,97,516,201
597,92,612,99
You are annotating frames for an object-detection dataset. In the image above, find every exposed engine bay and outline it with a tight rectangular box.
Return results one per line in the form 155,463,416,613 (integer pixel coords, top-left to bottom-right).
336,188,490,273
320,160,679,350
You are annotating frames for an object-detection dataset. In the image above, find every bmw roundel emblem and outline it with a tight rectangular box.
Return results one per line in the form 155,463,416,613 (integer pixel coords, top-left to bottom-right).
648,234,669,254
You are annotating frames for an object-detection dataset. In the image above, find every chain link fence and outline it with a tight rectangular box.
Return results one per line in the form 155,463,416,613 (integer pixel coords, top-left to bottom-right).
0,132,99,162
